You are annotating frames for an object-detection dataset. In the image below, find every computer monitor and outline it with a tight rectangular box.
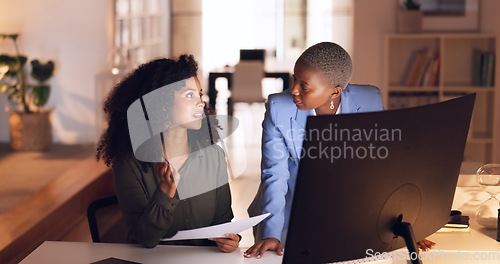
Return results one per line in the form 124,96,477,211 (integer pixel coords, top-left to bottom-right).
283,94,475,264
239,49,265,62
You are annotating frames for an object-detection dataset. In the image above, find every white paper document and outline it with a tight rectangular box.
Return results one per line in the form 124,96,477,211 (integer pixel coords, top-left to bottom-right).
160,213,270,241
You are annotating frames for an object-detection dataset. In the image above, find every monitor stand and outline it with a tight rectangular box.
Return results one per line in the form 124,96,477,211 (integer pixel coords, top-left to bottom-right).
393,215,422,264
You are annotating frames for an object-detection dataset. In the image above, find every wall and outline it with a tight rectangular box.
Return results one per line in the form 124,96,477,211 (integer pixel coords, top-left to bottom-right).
351,0,500,88
171,0,202,60
1,0,498,144
0,0,109,144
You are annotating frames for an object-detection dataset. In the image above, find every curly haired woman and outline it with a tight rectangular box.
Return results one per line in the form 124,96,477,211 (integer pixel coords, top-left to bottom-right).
96,54,239,252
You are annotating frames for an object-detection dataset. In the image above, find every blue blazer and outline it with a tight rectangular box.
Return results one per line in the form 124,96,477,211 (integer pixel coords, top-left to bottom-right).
254,84,384,242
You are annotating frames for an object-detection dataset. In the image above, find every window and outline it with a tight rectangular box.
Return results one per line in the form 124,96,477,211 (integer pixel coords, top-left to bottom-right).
112,0,168,73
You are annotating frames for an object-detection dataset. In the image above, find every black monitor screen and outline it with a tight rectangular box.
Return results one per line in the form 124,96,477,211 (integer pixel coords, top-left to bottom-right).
283,94,475,264
239,49,265,62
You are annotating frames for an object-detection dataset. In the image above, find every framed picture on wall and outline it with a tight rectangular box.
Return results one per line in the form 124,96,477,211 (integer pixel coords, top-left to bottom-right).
420,0,480,32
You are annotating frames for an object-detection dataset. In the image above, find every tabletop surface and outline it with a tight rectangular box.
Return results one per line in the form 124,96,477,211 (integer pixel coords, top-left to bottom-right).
20,221,500,264
20,186,500,264
20,242,282,264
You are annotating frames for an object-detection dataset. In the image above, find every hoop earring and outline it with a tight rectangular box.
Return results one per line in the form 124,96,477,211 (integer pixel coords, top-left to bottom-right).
330,99,334,110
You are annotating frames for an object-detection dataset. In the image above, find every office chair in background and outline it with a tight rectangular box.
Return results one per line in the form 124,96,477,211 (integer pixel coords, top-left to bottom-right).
231,60,266,104
230,49,267,107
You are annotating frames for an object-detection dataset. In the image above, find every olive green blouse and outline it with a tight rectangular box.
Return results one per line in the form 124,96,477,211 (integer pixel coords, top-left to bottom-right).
113,144,233,248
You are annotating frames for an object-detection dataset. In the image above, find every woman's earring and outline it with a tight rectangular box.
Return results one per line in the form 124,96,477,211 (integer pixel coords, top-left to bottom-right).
330,98,334,110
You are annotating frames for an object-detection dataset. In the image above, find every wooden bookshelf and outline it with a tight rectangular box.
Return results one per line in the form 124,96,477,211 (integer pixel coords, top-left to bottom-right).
383,33,500,172
112,0,167,68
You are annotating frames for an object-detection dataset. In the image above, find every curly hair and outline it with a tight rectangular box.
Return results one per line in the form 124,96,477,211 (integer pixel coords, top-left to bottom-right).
297,42,353,89
96,54,220,168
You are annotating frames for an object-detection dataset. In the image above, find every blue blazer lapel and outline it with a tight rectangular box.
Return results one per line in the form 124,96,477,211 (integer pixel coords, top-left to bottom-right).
290,109,312,160
341,87,362,113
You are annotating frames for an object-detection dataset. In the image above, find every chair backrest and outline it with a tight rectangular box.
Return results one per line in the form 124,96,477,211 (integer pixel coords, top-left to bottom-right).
87,195,128,243
239,49,265,62
231,61,265,103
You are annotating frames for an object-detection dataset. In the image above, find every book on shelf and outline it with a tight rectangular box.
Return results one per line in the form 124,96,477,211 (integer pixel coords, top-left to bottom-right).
406,48,430,86
400,49,419,85
429,54,440,86
485,52,495,87
401,48,440,87
473,49,495,87
416,52,433,86
473,49,482,86
420,56,434,86
481,52,489,86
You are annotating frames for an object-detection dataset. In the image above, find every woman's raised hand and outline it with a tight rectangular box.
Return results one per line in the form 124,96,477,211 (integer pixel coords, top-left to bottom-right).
155,162,178,198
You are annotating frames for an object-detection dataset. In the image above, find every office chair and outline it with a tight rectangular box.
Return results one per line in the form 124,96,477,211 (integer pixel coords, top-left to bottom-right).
87,195,127,243
231,49,267,106
231,60,266,104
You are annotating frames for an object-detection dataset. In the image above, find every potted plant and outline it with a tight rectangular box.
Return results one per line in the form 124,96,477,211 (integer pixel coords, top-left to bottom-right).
0,33,55,150
403,0,420,10
397,0,422,33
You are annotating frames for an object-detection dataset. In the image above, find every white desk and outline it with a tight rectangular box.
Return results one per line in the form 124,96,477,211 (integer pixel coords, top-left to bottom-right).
19,242,282,264
390,218,500,264
20,187,500,264
20,222,499,264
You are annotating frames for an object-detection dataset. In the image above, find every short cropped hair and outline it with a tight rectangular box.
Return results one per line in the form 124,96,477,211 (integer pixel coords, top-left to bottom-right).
297,42,353,89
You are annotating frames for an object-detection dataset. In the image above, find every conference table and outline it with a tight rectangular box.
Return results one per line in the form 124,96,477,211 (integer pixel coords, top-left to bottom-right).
20,217,499,264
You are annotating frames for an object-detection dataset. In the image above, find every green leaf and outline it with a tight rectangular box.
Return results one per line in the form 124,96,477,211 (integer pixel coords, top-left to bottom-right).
31,60,54,83
0,34,18,40
0,54,27,71
32,84,50,106
0,54,17,66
